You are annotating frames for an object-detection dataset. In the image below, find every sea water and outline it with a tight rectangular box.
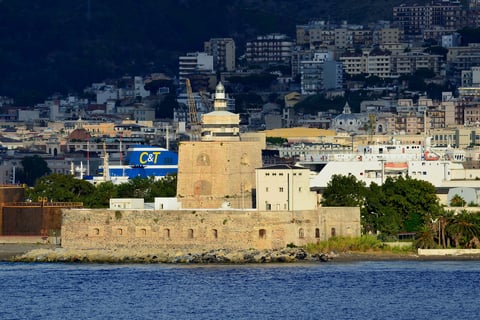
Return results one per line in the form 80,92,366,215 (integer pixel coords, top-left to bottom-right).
0,260,479,320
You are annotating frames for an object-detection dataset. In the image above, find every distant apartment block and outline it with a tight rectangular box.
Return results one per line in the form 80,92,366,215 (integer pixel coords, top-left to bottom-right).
441,33,461,48
374,28,404,45
461,66,480,87
447,43,480,83
18,109,40,122
300,52,343,95
392,51,441,76
245,34,293,63
204,38,236,72
340,48,392,78
341,48,440,78
393,0,467,35
296,21,372,50
178,52,214,82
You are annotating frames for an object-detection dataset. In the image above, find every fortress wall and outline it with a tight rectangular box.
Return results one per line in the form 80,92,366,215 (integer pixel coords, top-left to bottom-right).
61,207,360,251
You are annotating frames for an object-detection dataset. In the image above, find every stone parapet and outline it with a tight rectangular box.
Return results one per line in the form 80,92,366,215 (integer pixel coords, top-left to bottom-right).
61,207,360,251
418,249,480,256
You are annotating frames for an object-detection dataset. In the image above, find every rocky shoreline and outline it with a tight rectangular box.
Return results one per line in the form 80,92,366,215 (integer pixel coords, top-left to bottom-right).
9,247,332,264
4,244,480,264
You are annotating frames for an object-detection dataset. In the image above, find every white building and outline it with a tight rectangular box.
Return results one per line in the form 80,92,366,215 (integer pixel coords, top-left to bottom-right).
134,76,150,99
256,164,317,211
178,52,214,82
18,110,40,121
96,85,119,104
110,198,145,210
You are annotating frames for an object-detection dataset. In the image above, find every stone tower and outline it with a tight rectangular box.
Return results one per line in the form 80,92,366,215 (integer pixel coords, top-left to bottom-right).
176,82,265,209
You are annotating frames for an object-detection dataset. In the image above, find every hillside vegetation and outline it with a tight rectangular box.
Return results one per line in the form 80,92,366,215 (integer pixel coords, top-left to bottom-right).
0,0,426,105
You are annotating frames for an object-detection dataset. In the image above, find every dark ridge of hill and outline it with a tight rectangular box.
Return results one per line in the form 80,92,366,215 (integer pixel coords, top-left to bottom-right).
0,0,427,105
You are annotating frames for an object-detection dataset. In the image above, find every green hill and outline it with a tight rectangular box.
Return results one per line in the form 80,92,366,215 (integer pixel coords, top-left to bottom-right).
0,0,428,105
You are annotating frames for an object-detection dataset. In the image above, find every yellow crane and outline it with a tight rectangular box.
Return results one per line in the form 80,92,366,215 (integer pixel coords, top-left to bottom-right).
185,78,201,140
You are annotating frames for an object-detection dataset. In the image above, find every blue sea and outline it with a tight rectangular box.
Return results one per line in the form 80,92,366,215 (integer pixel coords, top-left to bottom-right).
1,260,479,320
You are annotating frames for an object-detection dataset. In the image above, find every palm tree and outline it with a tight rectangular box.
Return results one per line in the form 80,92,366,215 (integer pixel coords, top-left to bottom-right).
438,210,454,248
415,225,436,249
445,210,480,248
450,194,466,207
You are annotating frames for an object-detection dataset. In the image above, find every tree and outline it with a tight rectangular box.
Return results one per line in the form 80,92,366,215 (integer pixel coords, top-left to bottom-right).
445,210,480,248
450,194,466,207
361,177,442,238
28,173,95,203
115,175,177,202
266,137,287,146
415,225,436,249
17,155,52,186
149,174,177,199
85,181,118,208
362,182,384,234
321,174,367,207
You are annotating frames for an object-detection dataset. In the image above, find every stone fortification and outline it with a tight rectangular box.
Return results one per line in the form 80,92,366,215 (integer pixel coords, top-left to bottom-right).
61,207,360,251
176,140,263,209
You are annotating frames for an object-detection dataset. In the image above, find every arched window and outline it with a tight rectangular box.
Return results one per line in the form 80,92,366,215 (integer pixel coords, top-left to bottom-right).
140,228,146,236
194,180,212,195
315,228,320,238
299,228,305,239
259,229,267,239
196,153,210,166
212,229,218,239
117,228,123,236
331,227,336,237
188,229,194,239
93,228,100,235
164,228,170,239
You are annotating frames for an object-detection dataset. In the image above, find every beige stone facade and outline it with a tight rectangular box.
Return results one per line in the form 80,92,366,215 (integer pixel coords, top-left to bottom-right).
61,207,361,251
176,140,263,209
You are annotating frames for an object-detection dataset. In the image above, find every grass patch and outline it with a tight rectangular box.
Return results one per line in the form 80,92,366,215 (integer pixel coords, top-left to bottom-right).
304,236,415,254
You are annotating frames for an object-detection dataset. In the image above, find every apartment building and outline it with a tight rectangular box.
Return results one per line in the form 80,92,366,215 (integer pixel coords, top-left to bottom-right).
204,38,236,72
245,34,293,63
296,21,372,50
463,104,480,126
374,28,404,45
341,48,392,78
178,52,214,82
341,47,441,78
392,51,441,76
448,43,480,83
393,0,467,35
461,66,480,87
300,52,343,95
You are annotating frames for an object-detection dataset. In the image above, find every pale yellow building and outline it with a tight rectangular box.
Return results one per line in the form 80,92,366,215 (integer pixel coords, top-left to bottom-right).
256,164,317,211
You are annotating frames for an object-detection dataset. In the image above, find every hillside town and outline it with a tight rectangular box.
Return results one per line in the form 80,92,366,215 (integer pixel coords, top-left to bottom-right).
2,0,480,186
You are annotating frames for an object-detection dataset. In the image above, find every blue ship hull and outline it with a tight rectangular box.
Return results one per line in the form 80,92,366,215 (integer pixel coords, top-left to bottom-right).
98,145,178,180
